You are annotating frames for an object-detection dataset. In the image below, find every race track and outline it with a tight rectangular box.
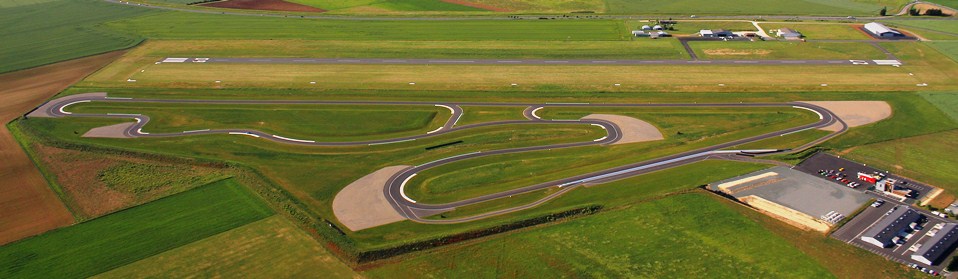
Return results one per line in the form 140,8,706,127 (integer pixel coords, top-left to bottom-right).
31,93,847,226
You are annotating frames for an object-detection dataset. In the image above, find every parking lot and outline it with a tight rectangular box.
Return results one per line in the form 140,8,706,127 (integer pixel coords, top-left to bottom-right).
832,199,954,275
795,152,935,202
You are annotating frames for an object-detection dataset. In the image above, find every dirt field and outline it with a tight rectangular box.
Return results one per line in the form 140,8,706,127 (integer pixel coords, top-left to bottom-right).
913,3,956,16
441,0,510,12
740,195,830,232
0,51,124,245
801,101,892,131
581,114,664,145
201,0,326,12
332,165,410,231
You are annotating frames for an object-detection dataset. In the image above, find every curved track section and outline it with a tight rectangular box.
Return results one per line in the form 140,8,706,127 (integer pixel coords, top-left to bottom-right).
34,93,847,226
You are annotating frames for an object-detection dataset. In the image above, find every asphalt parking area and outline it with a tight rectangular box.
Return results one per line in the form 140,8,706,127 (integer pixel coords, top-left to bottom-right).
795,152,934,202
712,166,871,219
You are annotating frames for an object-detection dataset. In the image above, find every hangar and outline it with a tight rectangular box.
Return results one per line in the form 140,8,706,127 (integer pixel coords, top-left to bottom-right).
860,206,923,248
864,22,904,38
911,223,958,265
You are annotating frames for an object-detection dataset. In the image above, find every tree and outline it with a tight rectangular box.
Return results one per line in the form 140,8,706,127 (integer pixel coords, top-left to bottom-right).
909,8,919,16
925,8,944,16
880,6,887,16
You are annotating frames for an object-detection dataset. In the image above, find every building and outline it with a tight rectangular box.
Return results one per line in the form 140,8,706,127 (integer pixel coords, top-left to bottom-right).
864,22,904,38
860,206,923,248
632,30,650,37
652,25,663,30
641,25,652,30
777,28,803,40
912,223,958,265
700,29,734,38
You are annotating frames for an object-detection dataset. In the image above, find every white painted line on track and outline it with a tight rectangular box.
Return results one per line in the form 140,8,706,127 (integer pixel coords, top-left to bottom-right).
792,105,824,120
368,138,416,146
400,174,418,203
497,60,522,63
183,129,211,133
530,107,544,119
591,61,616,63
426,127,443,134
430,60,475,63
272,135,316,143
230,132,261,138
104,97,133,100
780,127,814,136
436,104,460,126
593,136,607,142
544,61,569,63
591,123,607,130
106,113,141,116
137,128,148,135
545,102,589,105
59,100,91,114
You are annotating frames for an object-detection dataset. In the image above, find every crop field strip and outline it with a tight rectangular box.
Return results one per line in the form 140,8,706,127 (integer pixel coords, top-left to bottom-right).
0,179,274,278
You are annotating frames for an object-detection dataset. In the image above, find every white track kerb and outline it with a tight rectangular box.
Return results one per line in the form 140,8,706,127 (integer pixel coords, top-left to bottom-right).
400,174,418,203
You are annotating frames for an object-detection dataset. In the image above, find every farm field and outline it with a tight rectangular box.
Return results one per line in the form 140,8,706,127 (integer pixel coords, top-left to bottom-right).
929,42,958,63
407,107,818,203
689,41,886,60
94,216,357,278
364,193,833,278
0,179,274,278
758,22,872,40
69,102,450,141
0,51,128,245
0,0,155,73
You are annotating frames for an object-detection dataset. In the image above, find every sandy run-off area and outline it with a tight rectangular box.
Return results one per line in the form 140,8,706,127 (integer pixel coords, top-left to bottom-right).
201,0,326,13
0,51,125,244
333,166,410,231
581,114,664,145
82,123,136,138
801,101,892,131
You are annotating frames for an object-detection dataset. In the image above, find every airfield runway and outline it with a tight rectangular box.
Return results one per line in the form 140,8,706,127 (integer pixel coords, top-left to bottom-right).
33,93,847,225
165,57,898,66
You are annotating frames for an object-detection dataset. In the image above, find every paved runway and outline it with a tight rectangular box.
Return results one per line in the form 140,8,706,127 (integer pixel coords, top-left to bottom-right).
35,93,847,225
164,57,898,66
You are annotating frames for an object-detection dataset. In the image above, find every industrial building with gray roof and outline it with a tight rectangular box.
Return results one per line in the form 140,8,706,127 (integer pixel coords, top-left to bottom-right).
912,223,958,265
860,206,923,248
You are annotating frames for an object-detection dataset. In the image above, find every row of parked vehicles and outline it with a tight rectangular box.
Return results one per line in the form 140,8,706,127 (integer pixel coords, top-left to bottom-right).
908,263,940,276
817,168,861,188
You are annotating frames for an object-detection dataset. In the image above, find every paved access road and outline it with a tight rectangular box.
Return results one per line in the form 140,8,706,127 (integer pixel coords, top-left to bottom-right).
37,93,847,224
167,57,897,66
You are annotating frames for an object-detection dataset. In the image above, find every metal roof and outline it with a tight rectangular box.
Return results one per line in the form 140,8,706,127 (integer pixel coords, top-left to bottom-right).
913,223,958,264
862,207,922,246
864,22,901,35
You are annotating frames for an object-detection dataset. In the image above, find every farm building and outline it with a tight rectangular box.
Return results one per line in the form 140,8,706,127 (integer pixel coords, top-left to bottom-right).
632,30,650,37
864,22,904,38
700,29,734,38
641,25,652,30
653,25,663,30
911,223,958,265
860,206,923,248
777,28,803,40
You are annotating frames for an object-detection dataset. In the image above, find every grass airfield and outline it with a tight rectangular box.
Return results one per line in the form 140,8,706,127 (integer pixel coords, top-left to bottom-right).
2,0,958,278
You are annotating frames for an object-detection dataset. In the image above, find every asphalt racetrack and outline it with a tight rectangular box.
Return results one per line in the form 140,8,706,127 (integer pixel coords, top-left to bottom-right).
34,93,847,225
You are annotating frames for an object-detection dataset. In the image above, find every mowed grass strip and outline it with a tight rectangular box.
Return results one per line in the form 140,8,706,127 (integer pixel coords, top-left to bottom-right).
363,193,832,278
69,102,447,141
0,179,274,278
105,12,627,41
690,41,886,60
455,106,529,126
93,216,356,278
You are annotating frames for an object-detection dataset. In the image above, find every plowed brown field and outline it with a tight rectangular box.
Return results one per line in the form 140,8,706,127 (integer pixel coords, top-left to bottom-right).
201,0,326,12
0,50,124,245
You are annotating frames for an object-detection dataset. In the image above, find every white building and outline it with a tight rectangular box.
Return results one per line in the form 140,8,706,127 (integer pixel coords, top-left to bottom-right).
864,22,904,38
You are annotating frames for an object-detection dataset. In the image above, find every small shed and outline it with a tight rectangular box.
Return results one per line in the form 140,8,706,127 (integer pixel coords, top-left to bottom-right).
652,25,663,30
777,28,803,40
700,29,733,38
641,25,652,30
632,30,650,37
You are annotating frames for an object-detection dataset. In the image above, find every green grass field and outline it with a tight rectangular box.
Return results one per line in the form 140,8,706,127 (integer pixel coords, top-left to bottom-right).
920,92,958,121
0,179,273,278
289,0,486,12
845,129,958,194
365,193,832,278
407,107,817,203
690,41,886,60
93,216,357,278
886,20,958,40
0,0,155,73
105,13,627,41
70,102,448,141
605,0,883,15
929,42,958,63
456,106,529,126
758,22,871,40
